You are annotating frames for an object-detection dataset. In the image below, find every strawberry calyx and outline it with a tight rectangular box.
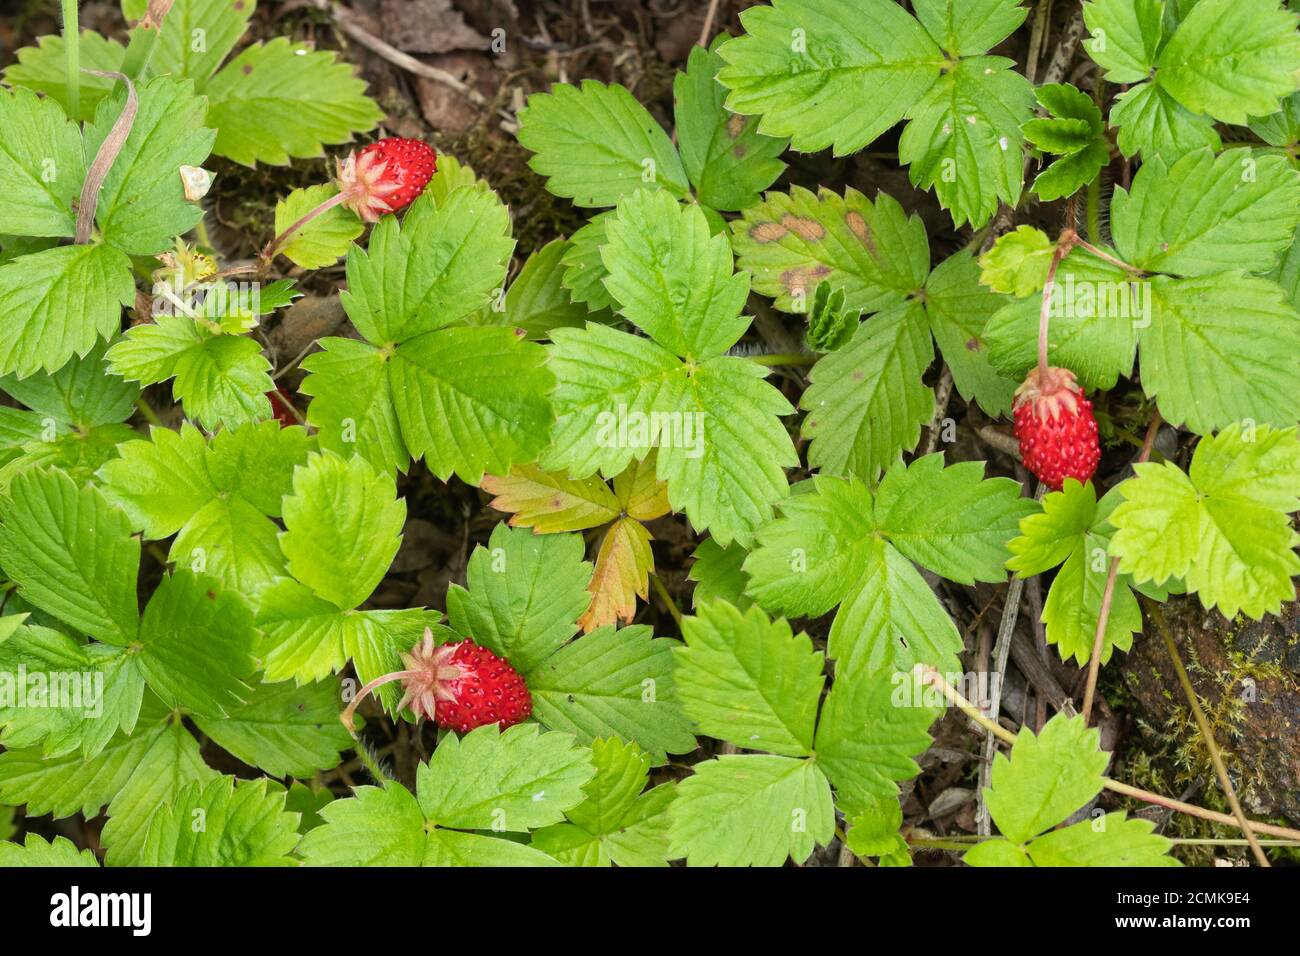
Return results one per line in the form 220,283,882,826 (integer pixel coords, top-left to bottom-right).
1013,365,1084,422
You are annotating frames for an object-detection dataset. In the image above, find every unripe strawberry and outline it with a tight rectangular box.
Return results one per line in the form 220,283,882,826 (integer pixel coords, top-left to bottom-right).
335,137,437,222
1012,366,1101,491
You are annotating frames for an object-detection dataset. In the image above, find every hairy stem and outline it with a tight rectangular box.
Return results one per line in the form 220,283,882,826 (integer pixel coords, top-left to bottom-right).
75,71,138,243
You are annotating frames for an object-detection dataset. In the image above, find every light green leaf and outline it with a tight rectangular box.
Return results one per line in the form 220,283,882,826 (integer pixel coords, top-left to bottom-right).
423,828,561,867
132,0,254,85
1083,0,1166,83
273,184,363,269
139,776,300,866
561,212,617,311
0,834,98,867
979,225,1054,297
1024,811,1179,866
299,337,408,476
298,782,426,866
0,87,86,237
494,239,592,340
3,31,128,121
668,754,834,867
688,538,753,611
913,0,1029,56
1109,82,1221,162
676,602,824,756
1250,91,1300,147
518,80,689,207
0,338,138,430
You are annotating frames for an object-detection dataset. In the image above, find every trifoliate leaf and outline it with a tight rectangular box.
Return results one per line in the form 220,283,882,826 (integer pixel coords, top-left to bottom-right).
715,0,944,156
1155,0,1300,125
525,623,696,763
0,242,134,378
0,87,86,238
416,723,595,831
1108,82,1221,163
923,248,1019,416
84,77,215,255
0,834,97,867
601,189,750,360
203,38,383,166
446,523,592,673
273,184,363,269
106,314,275,429
812,664,936,814
689,538,753,611
1110,423,1300,618
581,517,654,632
1137,273,1300,434
898,56,1034,227
0,467,139,644
1007,480,1141,664
674,41,787,211
280,450,404,611
668,754,834,867
874,454,1035,585
1024,84,1110,201
1111,148,1300,277
675,601,824,756
139,776,300,866
844,796,909,864
517,80,690,207
801,301,934,481
731,187,930,315
195,679,351,779
984,714,1109,845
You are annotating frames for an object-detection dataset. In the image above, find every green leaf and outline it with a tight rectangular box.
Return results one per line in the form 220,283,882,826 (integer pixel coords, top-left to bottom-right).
298,781,427,866
106,314,275,430
0,338,137,430
416,723,595,831
561,212,617,311
1250,91,1300,147
139,776,300,866
1022,811,1179,866
0,242,134,378
913,0,1029,56
0,834,98,867
494,239,592,340
480,463,619,532
983,714,1109,844
446,523,592,673
280,451,404,611
518,80,689,207
979,225,1054,297
716,0,944,156
0,87,86,237
898,56,1034,227
299,337,407,476
1110,423,1300,618
802,302,934,481
136,570,256,718
0,467,139,644
1083,0,1166,83
423,828,561,867
4,31,128,121
875,454,1035,584
668,754,834,866
1137,273,1300,434
731,187,930,315
273,184,363,269
526,624,697,763
1155,0,1300,125
1111,148,1300,277
132,0,255,85
84,77,215,255
203,38,383,166
813,664,936,813
923,249,1019,416
676,602,824,756
844,796,909,864
601,190,750,360
195,679,352,779
674,41,787,211
689,538,754,611
1108,83,1221,162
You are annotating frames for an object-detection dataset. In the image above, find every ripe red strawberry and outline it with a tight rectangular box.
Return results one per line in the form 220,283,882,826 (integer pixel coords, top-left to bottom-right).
341,628,532,734
335,137,437,222
1013,366,1101,491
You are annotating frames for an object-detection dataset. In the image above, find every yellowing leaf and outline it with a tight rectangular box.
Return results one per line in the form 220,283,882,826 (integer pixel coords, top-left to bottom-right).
481,463,619,532
614,451,671,521
580,517,654,633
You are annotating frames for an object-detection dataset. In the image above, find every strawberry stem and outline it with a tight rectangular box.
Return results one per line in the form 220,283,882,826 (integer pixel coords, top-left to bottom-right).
259,190,350,267
340,668,420,732
61,0,79,120
1036,227,1075,380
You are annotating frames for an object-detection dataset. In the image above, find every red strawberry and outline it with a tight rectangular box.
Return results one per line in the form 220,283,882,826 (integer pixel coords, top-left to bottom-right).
335,137,437,222
267,386,298,427
1013,366,1101,491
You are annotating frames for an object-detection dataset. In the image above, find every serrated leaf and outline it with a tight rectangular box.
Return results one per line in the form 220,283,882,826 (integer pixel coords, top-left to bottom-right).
674,41,787,211
518,80,689,207
0,338,137,430
0,243,134,379
716,0,944,156
668,754,834,867
481,463,620,532
84,77,215,255
446,523,592,673
980,225,1054,297
203,38,383,166
1083,0,1166,83
297,781,426,866
1137,272,1300,434
1111,148,1300,277
131,0,254,85
1250,91,1300,147
0,467,139,644
195,679,351,779
139,776,300,866
675,601,825,756
1109,82,1221,162
1110,423,1300,618
581,517,654,632
494,239,592,340
273,184,363,269
0,87,86,237
731,187,930,315
0,834,98,867
561,212,617,311
913,0,1029,56
526,623,696,763
299,337,408,475
1021,811,1179,866
688,538,754,611
280,451,404,611
984,714,1109,844
801,301,934,481
3,31,128,121
416,723,595,831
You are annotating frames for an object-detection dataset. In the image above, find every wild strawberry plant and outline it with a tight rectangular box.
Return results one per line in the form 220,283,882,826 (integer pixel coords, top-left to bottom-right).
1,0,1299,869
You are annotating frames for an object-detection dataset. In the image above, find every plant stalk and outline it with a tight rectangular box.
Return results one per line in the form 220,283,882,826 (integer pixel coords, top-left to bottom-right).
61,0,80,120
